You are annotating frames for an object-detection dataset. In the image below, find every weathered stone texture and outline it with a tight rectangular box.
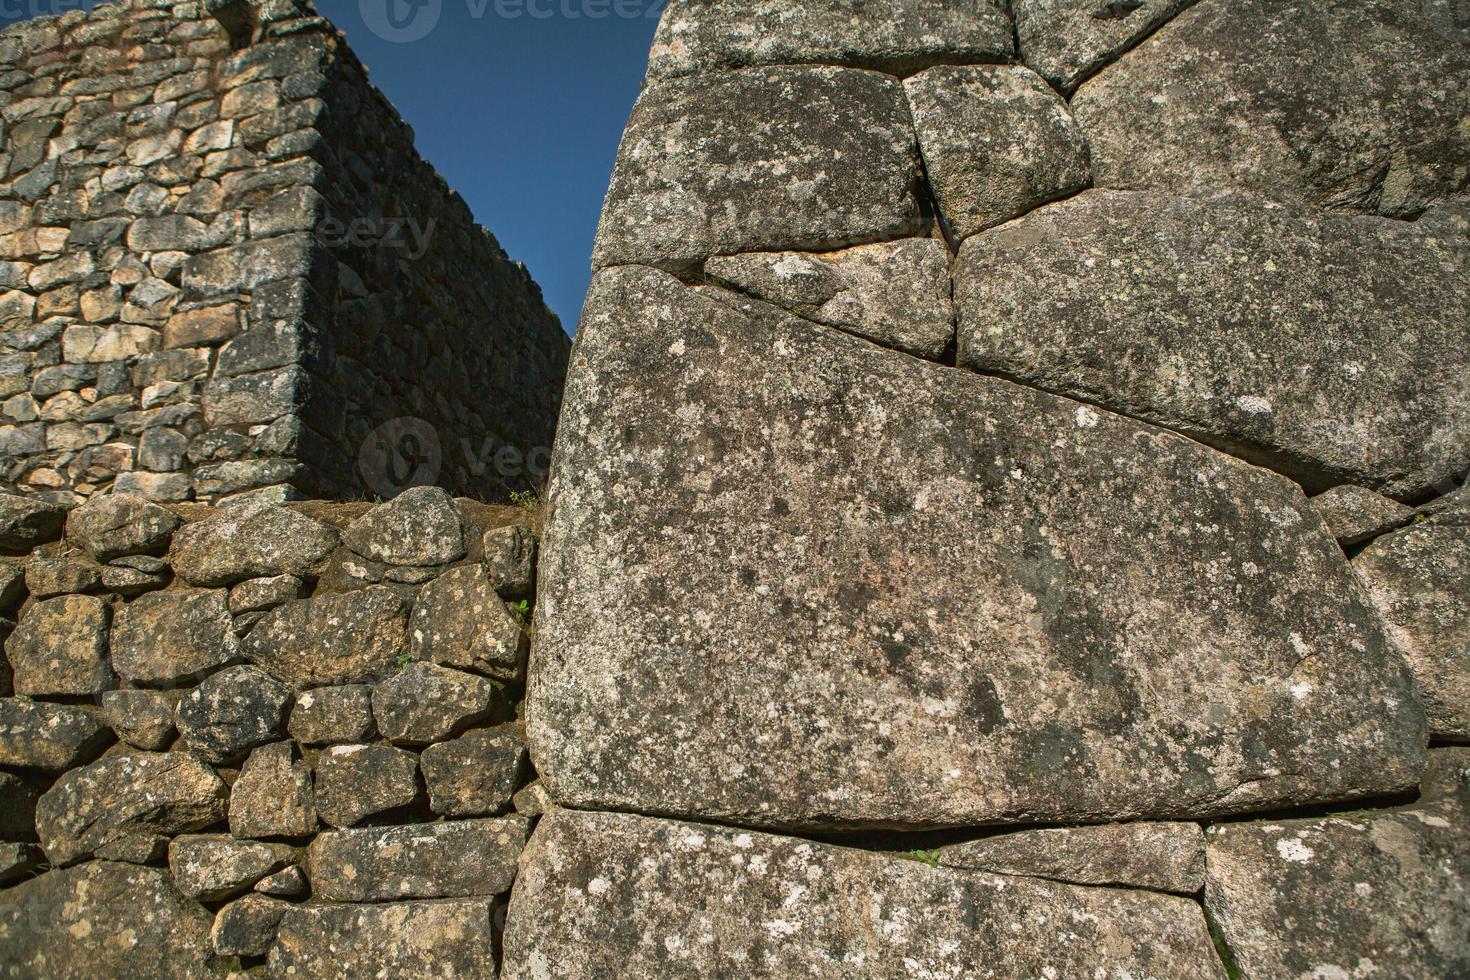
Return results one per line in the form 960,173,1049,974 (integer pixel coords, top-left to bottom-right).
5,593,112,695
111,587,238,686
270,899,499,979
954,191,1470,498
531,266,1425,831
0,697,108,771
502,809,1226,979
939,821,1205,894
408,562,526,680
241,586,408,689
593,66,921,272
1072,0,1470,218
308,816,528,901
1014,0,1195,93
1311,485,1417,549
229,740,317,839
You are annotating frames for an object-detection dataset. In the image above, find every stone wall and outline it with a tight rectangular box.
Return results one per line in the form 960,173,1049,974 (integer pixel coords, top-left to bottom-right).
0,487,544,974
0,0,569,505
516,0,1469,977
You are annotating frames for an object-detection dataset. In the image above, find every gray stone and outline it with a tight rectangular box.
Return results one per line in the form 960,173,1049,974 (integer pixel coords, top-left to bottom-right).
532,265,1426,830
341,486,467,567
242,587,409,690
270,899,499,979
1312,485,1418,548
5,594,112,696
212,892,291,958
502,809,1226,979
228,573,302,614
703,239,954,360
409,563,526,681
1071,0,1470,218
169,833,296,900
512,780,555,819
953,191,1470,498
646,0,1013,79
1014,0,1195,93
0,861,223,979
230,740,316,839
101,688,178,750
421,725,528,818
1355,520,1470,738
175,664,291,764
309,816,529,902
0,493,67,553
905,65,1092,241
372,661,510,747
939,821,1206,894
23,557,103,598
1421,485,1470,523
314,742,420,828
286,683,376,744
0,699,109,771
0,559,26,614
100,558,172,596
169,500,339,586
0,770,39,841
1204,802,1470,978
36,751,228,866
593,66,921,272
111,587,238,686
1421,746,1470,806
255,864,307,897
481,522,537,598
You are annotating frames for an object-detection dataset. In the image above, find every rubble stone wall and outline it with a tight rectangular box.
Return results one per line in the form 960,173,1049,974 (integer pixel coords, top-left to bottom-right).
0,0,569,505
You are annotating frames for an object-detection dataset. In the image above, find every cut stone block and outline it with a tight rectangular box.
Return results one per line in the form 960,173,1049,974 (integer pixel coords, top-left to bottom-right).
530,265,1426,831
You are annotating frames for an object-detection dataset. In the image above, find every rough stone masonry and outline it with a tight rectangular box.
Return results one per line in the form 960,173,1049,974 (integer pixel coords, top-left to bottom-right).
0,0,569,505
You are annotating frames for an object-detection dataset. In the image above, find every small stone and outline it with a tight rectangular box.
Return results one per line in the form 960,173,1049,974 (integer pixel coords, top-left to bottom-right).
314,743,420,828
1310,485,1417,548
372,662,510,747
254,864,307,896
101,688,178,750
0,842,42,884
0,698,109,771
512,780,555,818
212,892,291,957
111,587,238,686
229,740,316,839
904,64,1092,241
409,563,526,682
35,751,228,866
228,573,302,614
309,815,529,902
175,664,290,764
164,304,237,351
939,822,1206,894
170,834,295,903
286,684,375,745
100,560,172,596
0,770,39,840
421,725,528,818
0,560,25,613
23,556,102,598
342,486,468,567
270,899,499,978
241,587,409,690
481,523,537,597
1013,0,1195,93
5,593,112,696
0,493,67,553
169,500,338,586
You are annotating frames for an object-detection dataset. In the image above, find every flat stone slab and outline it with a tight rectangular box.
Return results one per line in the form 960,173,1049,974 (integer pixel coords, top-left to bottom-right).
530,265,1425,831
502,809,1226,979
1071,0,1470,217
592,66,922,272
1355,518,1470,738
1311,485,1416,549
1014,0,1195,93
954,191,1470,499
646,0,1013,80
270,898,498,979
938,821,1205,894
307,816,529,902
1204,801,1470,978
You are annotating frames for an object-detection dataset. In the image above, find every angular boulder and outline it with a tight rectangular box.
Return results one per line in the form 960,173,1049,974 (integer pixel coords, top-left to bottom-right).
0,698,109,771
286,683,376,744
481,523,537,598
531,265,1426,830
270,899,498,979
0,861,224,979
0,493,67,554
904,65,1092,241
1014,0,1194,93
502,809,1226,978
1311,485,1416,549
111,587,238,686
371,661,509,747
36,751,228,866
314,743,420,828
169,834,297,900
175,664,291,763
5,593,113,696
421,725,528,818
1204,802,1470,978
1355,519,1470,738
1071,0,1470,217
938,821,1205,894
241,586,408,689
592,66,921,272
953,191,1470,498
409,563,526,681
212,893,291,958
64,492,180,561
308,816,529,902
169,501,338,586
341,486,467,567
101,688,178,750
646,0,1012,79
230,740,317,838
703,239,954,360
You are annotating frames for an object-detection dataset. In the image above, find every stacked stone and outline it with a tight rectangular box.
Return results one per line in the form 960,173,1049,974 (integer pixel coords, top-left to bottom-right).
515,1,1470,977
0,487,545,975
0,0,568,505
